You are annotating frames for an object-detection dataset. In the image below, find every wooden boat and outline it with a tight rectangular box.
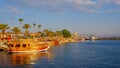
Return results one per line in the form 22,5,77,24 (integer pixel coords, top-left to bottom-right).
7,39,50,53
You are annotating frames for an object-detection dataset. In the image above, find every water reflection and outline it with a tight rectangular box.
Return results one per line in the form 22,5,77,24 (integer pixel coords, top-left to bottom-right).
0,51,53,67
9,52,53,66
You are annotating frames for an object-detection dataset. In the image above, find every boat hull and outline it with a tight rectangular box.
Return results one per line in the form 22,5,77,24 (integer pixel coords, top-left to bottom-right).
8,46,50,53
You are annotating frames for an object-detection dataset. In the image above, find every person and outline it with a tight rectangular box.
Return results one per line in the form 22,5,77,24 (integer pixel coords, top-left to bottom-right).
7,35,11,42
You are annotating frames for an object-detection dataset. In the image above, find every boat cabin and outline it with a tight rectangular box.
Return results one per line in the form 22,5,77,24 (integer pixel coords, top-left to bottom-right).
8,43,30,48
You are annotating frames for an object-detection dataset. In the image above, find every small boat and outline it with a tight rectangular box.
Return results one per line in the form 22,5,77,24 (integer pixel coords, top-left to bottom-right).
7,38,50,53
54,39,59,45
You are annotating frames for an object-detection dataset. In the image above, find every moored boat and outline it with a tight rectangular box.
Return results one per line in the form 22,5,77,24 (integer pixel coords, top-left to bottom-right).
7,38,50,53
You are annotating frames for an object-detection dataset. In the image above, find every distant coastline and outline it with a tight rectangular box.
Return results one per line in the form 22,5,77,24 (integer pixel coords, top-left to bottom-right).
96,37,120,40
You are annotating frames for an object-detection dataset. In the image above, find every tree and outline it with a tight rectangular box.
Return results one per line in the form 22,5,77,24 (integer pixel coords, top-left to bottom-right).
18,18,23,25
38,25,42,36
23,24,31,36
33,23,36,33
38,25,42,31
38,31,42,37
48,31,55,38
0,24,9,35
43,29,49,37
18,18,23,32
11,27,21,35
33,23,36,28
61,29,71,38
56,30,63,37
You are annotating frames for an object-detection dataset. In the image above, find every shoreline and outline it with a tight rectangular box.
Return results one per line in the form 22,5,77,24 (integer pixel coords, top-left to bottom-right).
96,38,120,40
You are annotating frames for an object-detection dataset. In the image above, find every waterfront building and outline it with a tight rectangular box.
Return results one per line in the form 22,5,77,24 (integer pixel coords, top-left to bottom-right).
72,32,80,41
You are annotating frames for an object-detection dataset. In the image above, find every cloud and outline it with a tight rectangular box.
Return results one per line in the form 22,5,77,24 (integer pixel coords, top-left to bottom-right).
3,0,120,13
65,0,97,5
114,0,120,5
0,5,25,14
100,0,120,5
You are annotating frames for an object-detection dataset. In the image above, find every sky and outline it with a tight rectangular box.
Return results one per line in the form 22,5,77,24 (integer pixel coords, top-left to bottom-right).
0,0,120,37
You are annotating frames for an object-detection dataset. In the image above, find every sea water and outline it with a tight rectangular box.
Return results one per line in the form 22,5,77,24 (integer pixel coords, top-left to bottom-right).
0,40,120,68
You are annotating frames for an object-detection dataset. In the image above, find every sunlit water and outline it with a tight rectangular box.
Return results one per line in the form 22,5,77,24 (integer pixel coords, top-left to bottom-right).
0,40,120,68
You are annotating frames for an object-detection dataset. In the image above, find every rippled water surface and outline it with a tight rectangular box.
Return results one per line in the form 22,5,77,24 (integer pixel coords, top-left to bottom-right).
0,40,120,68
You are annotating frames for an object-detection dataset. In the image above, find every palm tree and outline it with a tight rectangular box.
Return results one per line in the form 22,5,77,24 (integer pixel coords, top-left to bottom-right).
38,25,42,31
38,25,42,37
11,27,21,35
33,23,36,33
43,29,49,37
0,24,9,36
23,24,31,36
18,18,23,32
33,23,36,28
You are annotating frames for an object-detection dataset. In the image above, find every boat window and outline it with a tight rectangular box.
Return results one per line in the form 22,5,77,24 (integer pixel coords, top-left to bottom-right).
15,44,20,47
22,44,26,48
28,44,30,47
8,44,14,47
28,44,30,46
